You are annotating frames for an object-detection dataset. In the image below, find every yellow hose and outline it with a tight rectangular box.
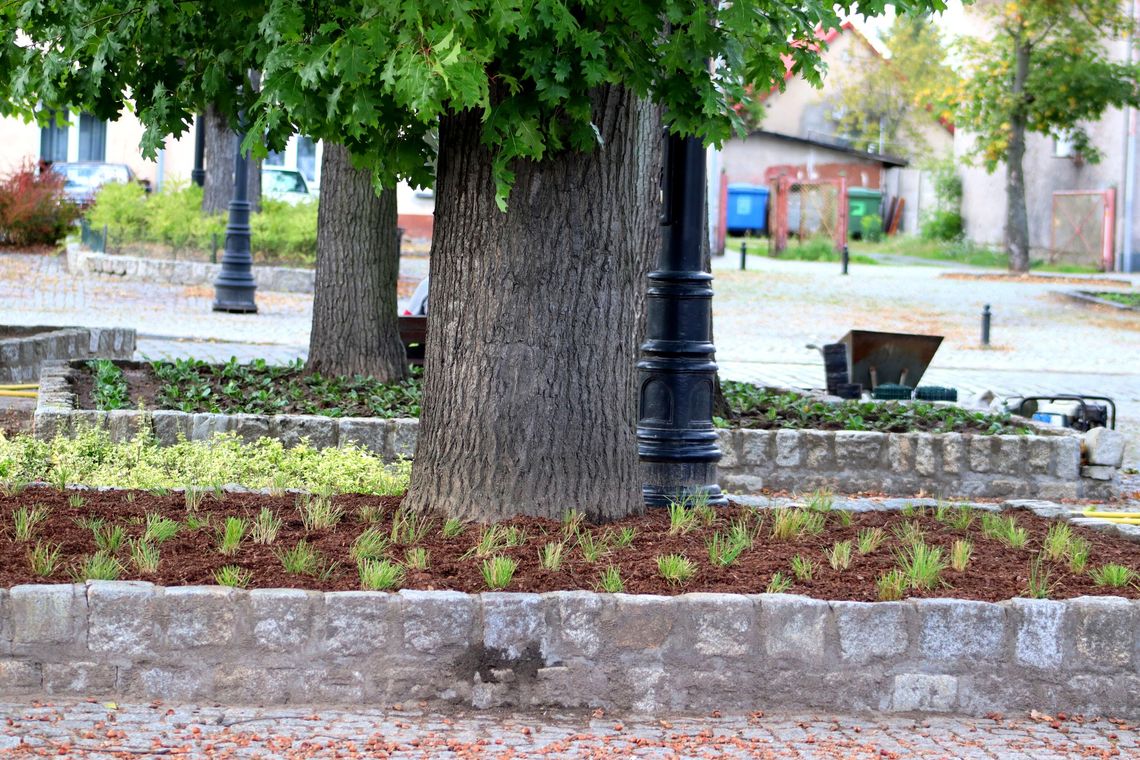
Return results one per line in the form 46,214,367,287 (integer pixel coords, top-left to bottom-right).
1082,511,1140,519
0,390,37,398
0,384,38,390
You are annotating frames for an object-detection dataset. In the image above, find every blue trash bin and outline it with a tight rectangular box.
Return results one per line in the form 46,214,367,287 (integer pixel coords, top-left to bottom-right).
726,184,770,236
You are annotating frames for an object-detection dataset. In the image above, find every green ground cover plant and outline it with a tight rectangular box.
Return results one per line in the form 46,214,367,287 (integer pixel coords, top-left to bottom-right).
1092,291,1140,308
140,358,422,418
87,360,128,411
727,236,878,265
0,427,410,495
848,236,1102,273
720,381,1029,434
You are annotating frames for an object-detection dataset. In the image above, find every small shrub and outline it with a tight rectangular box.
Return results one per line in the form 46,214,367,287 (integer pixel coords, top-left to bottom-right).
358,558,404,590
0,159,79,247
214,565,252,588
860,214,883,243
481,555,518,589
656,554,695,585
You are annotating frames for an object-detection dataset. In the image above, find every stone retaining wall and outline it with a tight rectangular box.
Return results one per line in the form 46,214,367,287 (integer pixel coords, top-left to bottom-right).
2,583,1137,716
66,245,314,294
0,328,135,384
34,362,1125,500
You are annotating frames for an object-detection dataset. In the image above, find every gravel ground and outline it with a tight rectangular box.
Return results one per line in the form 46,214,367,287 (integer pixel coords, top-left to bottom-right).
1,701,1135,759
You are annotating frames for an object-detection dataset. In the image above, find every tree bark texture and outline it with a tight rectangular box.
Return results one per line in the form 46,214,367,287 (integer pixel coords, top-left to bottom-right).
1005,34,1032,273
202,104,262,215
403,87,663,522
306,143,407,381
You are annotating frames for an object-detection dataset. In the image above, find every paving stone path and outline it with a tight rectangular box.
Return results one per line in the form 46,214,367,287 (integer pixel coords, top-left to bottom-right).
0,701,1135,759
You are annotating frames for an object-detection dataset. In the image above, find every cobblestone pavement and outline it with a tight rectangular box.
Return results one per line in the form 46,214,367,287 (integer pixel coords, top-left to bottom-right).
0,701,1135,759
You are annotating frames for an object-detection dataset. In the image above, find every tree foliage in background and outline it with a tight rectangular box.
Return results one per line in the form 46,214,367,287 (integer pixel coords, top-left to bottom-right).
829,15,959,159
953,0,1140,271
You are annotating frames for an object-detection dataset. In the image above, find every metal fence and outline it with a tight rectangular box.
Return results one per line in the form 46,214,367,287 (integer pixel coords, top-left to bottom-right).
1051,189,1115,270
769,177,848,254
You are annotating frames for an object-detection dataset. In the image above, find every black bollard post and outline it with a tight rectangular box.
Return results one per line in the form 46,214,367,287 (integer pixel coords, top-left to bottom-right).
190,114,206,188
740,240,747,271
841,244,849,275
212,130,258,313
982,304,992,346
636,133,726,508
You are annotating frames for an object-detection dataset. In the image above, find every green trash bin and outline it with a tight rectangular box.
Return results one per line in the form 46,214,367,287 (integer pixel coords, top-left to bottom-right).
848,187,883,240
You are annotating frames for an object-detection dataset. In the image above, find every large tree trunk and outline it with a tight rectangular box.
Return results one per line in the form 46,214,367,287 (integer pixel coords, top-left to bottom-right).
306,143,407,381
403,87,662,522
1005,34,1032,273
202,104,262,215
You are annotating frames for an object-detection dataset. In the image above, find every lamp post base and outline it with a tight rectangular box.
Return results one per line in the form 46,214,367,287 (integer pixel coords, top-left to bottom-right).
640,461,726,508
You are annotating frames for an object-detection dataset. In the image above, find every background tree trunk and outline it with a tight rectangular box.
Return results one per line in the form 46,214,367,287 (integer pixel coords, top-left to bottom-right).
306,143,407,381
1005,35,1032,273
403,87,662,522
202,104,262,214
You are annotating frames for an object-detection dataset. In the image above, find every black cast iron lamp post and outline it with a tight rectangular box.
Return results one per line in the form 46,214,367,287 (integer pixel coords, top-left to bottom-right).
637,132,726,507
212,130,258,313
191,114,205,188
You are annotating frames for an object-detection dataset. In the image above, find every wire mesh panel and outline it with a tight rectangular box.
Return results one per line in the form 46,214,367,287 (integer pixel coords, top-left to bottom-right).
1051,190,1115,270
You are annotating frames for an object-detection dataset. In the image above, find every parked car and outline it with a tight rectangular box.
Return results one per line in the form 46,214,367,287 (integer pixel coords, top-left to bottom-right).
262,168,315,205
49,162,143,208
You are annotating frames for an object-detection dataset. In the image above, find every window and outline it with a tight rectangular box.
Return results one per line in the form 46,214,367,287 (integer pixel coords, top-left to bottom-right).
39,110,69,163
296,136,317,181
1054,132,1076,159
77,114,107,161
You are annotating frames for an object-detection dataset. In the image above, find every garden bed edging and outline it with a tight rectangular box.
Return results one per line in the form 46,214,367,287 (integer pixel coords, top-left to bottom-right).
66,245,315,294
35,362,1124,500
2,583,1138,717
0,328,135,384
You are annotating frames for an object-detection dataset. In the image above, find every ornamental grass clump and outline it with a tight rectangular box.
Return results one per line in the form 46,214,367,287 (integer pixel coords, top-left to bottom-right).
358,558,404,590
707,530,749,567
143,513,180,544
667,499,698,535
27,541,61,577
404,547,429,570
790,554,815,582
250,507,282,545
1089,563,1138,588
78,552,121,581
277,540,321,576
11,506,47,542
577,531,606,563
214,565,252,588
1042,523,1073,562
442,518,466,539
129,540,160,573
1067,536,1091,574
598,565,624,593
389,505,432,545
657,554,695,585
93,523,126,554
891,520,925,546
299,492,343,532
351,527,390,562
217,516,247,556
895,541,948,591
950,539,973,572
857,527,885,555
481,555,518,589
765,572,793,594
948,506,975,532
771,508,818,541
876,569,907,601
1025,556,1054,599
539,541,564,571
827,540,853,571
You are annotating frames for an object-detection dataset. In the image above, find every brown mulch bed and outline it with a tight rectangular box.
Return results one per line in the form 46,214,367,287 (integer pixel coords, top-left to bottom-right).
2,487,1139,601
71,361,162,412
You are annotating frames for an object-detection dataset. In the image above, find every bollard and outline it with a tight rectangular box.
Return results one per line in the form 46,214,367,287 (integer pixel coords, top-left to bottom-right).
981,304,991,346
211,232,219,264
740,240,747,271
841,244,849,276
101,225,108,254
